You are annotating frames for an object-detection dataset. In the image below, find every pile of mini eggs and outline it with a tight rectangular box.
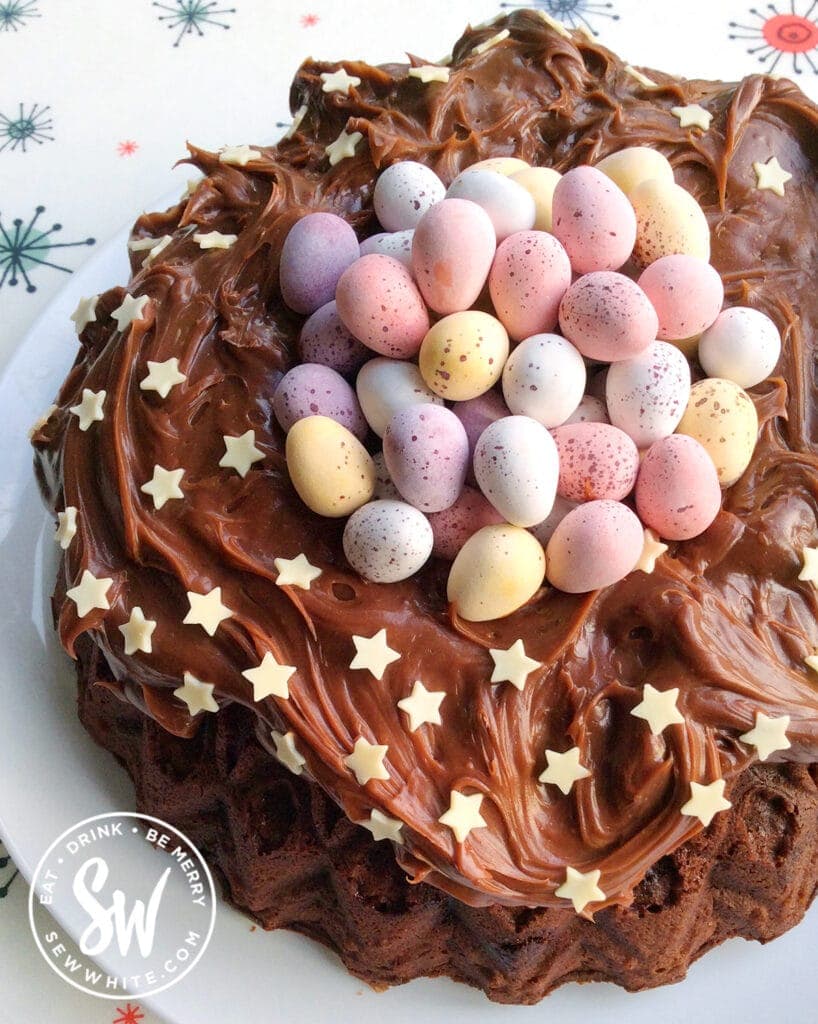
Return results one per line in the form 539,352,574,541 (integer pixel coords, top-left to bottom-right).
273,148,781,622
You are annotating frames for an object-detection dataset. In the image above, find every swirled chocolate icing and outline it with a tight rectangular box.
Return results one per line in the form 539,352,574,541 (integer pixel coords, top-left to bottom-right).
33,10,818,911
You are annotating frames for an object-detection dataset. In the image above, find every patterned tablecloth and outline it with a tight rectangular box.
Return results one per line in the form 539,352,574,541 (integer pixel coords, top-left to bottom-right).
3,1,818,1021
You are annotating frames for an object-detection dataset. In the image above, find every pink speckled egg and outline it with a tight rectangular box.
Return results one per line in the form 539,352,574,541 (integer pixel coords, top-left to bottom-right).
559,272,658,362
343,500,434,582
384,404,469,512
373,161,446,232
411,198,496,314
635,434,721,540
336,253,430,359
605,341,691,448
298,300,370,377
546,500,644,593
564,395,609,425
273,363,368,440
551,166,637,274
488,231,572,341
279,212,360,315
427,486,504,561
552,422,639,502
501,333,586,428
359,229,415,269
446,169,536,243
638,254,724,341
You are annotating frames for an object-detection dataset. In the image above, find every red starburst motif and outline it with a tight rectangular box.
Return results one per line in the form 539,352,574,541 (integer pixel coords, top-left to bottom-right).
117,140,139,157
112,1005,144,1024
300,13,319,27
729,3,818,74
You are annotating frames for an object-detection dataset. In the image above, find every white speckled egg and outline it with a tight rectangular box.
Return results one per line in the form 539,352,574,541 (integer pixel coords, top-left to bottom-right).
675,378,758,486
528,494,577,545
384,404,469,512
698,307,782,388
564,394,609,425
511,167,562,232
447,524,546,621
635,434,722,540
546,500,644,593
427,486,504,561
418,310,509,401
630,178,710,267
488,231,572,341
552,422,639,502
285,415,375,517
502,333,586,427
446,169,536,242
356,358,443,437
473,415,559,527
373,161,446,231
605,341,691,448
359,229,415,269
595,146,675,197
343,500,433,582
551,166,637,273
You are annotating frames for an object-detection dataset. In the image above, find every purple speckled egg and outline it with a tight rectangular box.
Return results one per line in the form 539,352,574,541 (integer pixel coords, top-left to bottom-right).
372,451,401,500
279,212,360,315
343,499,434,582
551,166,637,274
488,230,572,341
546,500,644,593
606,340,691,448
635,434,721,541
559,271,658,362
373,161,446,232
383,404,469,512
427,486,505,561
552,421,640,502
501,333,586,428
359,229,415,269
298,300,370,377
638,254,724,341
273,363,368,440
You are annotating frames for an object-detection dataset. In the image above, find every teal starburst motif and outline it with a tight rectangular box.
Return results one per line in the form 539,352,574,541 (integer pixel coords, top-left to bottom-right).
0,103,54,153
0,842,18,899
0,0,40,31
0,207,95,293
499,0,620,36
153,0,236,47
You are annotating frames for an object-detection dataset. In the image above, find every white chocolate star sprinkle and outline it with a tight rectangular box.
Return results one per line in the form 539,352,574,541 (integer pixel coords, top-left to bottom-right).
671,103,713,131
537,9,572,37
69,388,106,431
397,681,445,732
219,430,264,477
630,684,684,735
357,809,404,844
681,779,731,827
66,569,112,617
143,235,173,266
439,791,487,843
740,711,791,761
28,404,57,439
285,104,308,140
473,28,510,55
489,639,541,691
636,528,669,574
624,65,657,88
140,358,186,399
119,606,156,655
70,295,98,334
408,65,451,84
184,178,201,198
128,236,159,252
325,129,363,167
798,546,818,586
219,144,261,167
320,67,362,95
350,629,400,680
753,156,792,197
344,737,390,785
55,506,78,550
174,672,218,717
555,867,605,914
111,293,150,332
242,652,295,701
140,465,185,510
193,230,237,250
274,553,322,590
538,747,591,795
805,653,818,674
271,730,306,775
183,586,232,636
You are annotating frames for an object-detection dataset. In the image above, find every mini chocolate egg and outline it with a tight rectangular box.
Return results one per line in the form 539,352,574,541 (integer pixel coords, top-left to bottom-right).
564,394,609,425
511,167,562,231
552,422,639,502
698,307,782,388
356,358,443,437
384,404,469,512
635,434,721,540
453,390,510,461
343,500,433,582
528,494,577,545
551,166,637,274
273,363,368,439
373,161,446,231
502,333,586,427
299,300,370,377
488,231,572,341
595,146,675,197
546,500,644,593
630,178,710,267
473,415,559,527
359,229,414,269
372,451,401,500
412,198,497,314
427,486,504,561
466,157,531,176
336,253,430,359
418,311,509,401
279,212,360,315
558,272,658,362
638,254,724,340
675,378,758,486
605,341,691,448
446,169,536,243
285,415,375,517
447,524,546,621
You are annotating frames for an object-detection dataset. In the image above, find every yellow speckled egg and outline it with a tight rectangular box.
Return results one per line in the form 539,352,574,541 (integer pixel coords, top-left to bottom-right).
466,157,530,177
595,146,674,197
285,415,375,517
511,166,562,231
447,524,546,622
630,178,711,267
675,378,758,486
419,311,509,401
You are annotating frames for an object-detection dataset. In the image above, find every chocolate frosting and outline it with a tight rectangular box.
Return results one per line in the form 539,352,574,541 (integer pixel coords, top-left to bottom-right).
33,10,818,910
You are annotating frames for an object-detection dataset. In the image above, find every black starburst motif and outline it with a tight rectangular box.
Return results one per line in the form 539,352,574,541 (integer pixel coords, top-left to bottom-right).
500,0,620,36
0,207,95,293
0,103,54,153
153,0,236,47
0,842,18,899
0,0,40,31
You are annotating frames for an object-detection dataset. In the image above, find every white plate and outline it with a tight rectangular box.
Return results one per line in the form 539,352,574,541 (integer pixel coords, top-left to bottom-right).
0,196,815,1024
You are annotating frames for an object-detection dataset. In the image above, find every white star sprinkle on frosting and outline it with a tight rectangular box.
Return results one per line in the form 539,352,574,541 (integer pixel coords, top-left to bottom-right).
350,629,401,680
242,652,295,701
119,606,156,655
143,235,173,266
671,103,713,131
69,388,106,431
111,293,150,333
636,528,669,574
325,129,363,167
537,9,572,37
184,178,201,198
274,553,322,590
798,546,818,586
624,65,657,88
174,672,219,716
740,711,791,761
70,295,98,334
219,144,261,167
408,65,451,84
219,430,264,477
538,747,591,795
140,357,186,399
681,779,731,827
805,654,818,674
28,404,57,439
183,586,232,636
489,639,541,691
397,681,446,732
271,730,306,775
630,684,685,735
140,465,185,510
55,507,78,550
284,104,308,140
753,156,792,197
473,28,510,55
357,809,404,845
66,569,112,618
320,67,362,95
439,791,487,843
193,230,238,250
555,867,605,914
127,236,159,252
344,737,390,785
